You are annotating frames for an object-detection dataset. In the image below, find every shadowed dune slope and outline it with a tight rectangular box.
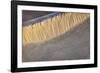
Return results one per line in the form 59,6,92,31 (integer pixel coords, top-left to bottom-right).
22,18,90,62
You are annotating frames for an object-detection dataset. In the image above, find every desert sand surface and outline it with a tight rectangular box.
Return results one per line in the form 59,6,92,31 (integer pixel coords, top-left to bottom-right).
22,18,90,62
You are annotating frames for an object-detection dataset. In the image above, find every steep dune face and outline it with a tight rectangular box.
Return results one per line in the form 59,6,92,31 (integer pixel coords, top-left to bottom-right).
22,12,89,46
22,18,90,62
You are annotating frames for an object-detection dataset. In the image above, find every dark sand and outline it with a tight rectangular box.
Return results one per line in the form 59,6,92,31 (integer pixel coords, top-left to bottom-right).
22,18,90,62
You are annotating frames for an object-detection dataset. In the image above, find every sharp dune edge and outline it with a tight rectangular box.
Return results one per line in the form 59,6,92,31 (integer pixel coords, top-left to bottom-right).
22,12,89,46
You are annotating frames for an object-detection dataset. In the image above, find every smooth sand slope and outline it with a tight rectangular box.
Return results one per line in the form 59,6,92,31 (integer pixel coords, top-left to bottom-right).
22,18,90,62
